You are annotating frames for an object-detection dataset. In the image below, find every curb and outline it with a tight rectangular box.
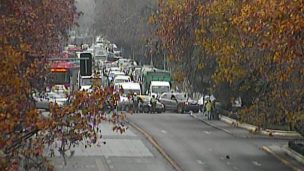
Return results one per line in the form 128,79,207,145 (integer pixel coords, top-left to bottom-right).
220,115,302,138
190,114,234,136
261,146,302,171
126,120,183,171
283,146,304,165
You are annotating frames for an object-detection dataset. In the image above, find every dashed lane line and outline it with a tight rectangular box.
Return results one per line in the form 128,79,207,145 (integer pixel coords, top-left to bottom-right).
161,130,167,134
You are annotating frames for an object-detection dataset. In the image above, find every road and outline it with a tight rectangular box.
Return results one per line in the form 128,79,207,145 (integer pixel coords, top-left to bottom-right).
128,113,294,171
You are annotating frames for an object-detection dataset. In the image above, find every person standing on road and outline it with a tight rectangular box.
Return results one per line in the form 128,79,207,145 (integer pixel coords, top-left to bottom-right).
150,95,157,113
206,100,212,120
132,93,139,113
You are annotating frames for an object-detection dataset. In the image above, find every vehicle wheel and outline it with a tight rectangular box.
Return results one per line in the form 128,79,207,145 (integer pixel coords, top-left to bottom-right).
143,106,150,113
177,105,184,114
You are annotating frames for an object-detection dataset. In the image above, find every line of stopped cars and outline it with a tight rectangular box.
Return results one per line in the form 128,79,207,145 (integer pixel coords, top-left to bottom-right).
118,91,201,114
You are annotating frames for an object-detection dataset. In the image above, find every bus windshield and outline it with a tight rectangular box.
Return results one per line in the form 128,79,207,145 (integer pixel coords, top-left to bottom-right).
81,78,93,86
49,71,70,84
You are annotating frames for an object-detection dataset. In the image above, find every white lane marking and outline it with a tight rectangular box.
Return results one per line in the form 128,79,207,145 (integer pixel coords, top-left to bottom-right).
203,131,211,135
223,129,232,134
161,130,167,134
226,161,231,165
86,164,95,168
106,159,112,163
96,159,107,171
252,161,262,166
196,160,205,165
233,166,239,170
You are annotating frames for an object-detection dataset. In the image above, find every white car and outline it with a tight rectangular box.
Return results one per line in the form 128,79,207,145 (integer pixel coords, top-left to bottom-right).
47,92,68,106
113,75,131,84
34,92,68,110
109,67,121,72
108,71,125,82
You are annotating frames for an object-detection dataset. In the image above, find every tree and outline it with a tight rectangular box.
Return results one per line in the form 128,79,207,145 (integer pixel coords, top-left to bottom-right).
94,0,155,62
152,0,304,130
150,0,210,93
0,1,122,170
232,0,304,129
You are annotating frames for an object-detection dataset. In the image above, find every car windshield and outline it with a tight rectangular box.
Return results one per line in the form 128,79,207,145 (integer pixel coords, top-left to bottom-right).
47,92,65,99
174,93,187,101
82,78,93,85
151,86,170,94
115,79,129,83
123,89,141,96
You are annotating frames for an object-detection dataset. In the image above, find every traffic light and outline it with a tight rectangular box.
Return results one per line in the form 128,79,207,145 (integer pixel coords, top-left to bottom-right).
80,53,92,76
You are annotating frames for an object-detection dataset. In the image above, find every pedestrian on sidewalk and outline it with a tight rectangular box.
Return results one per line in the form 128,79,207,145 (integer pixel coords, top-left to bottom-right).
206,100,212,120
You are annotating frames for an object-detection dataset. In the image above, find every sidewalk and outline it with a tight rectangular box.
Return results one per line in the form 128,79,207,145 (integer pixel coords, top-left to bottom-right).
261,145,304,171
191,112,302,139
46,122,174,171
191,113,258,138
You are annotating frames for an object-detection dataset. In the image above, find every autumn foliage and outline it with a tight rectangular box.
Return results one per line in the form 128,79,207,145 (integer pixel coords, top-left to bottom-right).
1,1,122,170
151,0,303,130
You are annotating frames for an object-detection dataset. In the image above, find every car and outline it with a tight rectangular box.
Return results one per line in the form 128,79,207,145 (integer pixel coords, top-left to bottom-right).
138,95,165,113
113,75,131,84
109,67,121,72
34,91,68,110
159,92,200,113
108,71,125,82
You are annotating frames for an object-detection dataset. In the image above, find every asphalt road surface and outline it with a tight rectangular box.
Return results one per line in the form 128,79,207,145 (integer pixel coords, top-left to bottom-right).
128,113,293,171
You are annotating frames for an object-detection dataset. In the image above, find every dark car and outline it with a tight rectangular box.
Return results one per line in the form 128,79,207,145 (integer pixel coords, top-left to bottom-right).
138,95,165,113
159,92,200,113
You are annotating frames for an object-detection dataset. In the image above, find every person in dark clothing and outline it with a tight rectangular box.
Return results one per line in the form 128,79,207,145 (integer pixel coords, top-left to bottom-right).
150,95,157,113
132,93,139,113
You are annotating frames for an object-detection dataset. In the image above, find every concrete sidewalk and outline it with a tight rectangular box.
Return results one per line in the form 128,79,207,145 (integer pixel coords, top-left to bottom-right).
262,145,304,171
191,113,256,138
47,122,174,171
192,113,302,139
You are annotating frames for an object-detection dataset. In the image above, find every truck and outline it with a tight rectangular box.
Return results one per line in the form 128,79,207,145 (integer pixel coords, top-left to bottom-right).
140,66,171,97
115,82,141,111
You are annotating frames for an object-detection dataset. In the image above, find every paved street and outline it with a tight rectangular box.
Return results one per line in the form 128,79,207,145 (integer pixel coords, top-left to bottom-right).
128,113,301,171
47,121,174,171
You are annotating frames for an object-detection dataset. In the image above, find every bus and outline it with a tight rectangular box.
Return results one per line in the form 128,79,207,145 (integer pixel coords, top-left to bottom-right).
48,61,79,93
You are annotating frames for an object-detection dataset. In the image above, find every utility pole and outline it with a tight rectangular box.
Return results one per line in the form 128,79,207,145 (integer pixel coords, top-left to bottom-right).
150,51,153,66
163,53,166,70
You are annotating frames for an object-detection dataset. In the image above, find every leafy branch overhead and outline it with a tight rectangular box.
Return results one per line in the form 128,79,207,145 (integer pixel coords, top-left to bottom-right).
1,1,123,170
